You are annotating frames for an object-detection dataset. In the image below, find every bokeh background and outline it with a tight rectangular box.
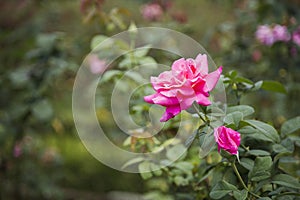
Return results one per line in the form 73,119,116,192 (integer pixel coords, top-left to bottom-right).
0,0,299,199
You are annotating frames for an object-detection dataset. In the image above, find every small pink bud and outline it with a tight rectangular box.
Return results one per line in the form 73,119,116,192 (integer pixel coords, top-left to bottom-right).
214,126,241,155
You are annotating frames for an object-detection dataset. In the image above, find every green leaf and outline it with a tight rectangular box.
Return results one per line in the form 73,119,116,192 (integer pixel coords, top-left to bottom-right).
227,70,238,79
235,77,253,84
134,45,151,57
247,150,270,156
173,162,194,175
166,144,186,161
272,144,292,153
118,57,132,68
227,105,255,117
224,111,243,127
138,56,157,68
140,171,153,180
233,189,248,200
281,116,300,136
268,187,285,196
239,158,254,171
124,71,146,83
261,80,287,94
257,198,272,200
273,138,294,154
199,131,215,158
209,180,238,199
122,157,144,169
90,35,113,50
244,120,280,143
174,176,188,186
101,70,123,82
9,68,30,87
271,174,300,189
238,126,257,134
138,162,153,180
248,156,272,182
251,81,263,91
150,163,163,176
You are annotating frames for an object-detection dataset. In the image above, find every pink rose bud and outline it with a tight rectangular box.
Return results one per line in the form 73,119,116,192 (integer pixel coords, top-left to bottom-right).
144,54,222,122
214,126,241,155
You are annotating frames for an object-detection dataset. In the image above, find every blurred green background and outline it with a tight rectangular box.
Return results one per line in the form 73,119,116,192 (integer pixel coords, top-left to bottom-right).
0,0,299,199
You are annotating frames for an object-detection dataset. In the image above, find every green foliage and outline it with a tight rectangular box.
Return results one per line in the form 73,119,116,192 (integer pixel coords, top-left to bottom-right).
132,70,300,200
281,116,300,137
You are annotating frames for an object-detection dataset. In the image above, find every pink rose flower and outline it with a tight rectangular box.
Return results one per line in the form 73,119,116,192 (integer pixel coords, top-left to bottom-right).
214,126,241,155
144,54,222,122
292,27,300,46
273,24,290,42
255,25,275,46
141,3,163,21
87,54,106,74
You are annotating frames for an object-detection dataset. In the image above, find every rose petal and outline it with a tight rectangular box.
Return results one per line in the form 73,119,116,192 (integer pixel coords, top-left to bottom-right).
205,66,223,91
195,54,208,75
144,93,157,104
196,93,211,106
160,105,181,122
152,94,179,106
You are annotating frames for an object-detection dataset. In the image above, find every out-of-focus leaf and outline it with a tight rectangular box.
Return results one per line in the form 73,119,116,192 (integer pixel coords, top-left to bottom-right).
271,174,300,189
133,45,151,57
174,176,188,186
261,80,287,94
138,161,153,180
251,81,263,91
32,99,53,121
236,76,253,84
122,157,144,169
101,70,123,82
151,163,163,176
9,68,30,87
166,144,186,161
281,116,300,136
247,150,270,156
91,35,113,50
125,71,146,83
173,162,194,175
119,57,132,68
138,56,157,68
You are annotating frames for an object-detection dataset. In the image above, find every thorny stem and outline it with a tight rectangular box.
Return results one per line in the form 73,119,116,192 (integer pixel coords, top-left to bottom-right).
232,160,261,199
241,144,250,152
